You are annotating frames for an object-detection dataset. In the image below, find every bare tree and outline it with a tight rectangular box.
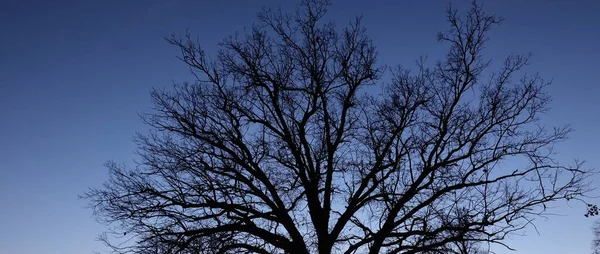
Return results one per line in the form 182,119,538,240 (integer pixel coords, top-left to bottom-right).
84,1,594,253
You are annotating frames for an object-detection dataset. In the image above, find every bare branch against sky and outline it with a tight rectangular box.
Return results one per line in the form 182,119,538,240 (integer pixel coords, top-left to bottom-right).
82,1,596,253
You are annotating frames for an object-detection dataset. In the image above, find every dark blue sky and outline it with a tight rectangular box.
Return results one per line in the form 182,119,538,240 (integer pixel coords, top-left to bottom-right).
1,0,599,253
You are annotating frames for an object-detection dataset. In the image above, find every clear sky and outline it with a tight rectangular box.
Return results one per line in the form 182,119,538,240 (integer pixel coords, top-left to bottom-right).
1,0,599,253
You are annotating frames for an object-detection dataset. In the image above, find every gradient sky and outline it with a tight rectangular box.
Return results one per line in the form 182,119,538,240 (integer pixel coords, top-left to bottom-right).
1,0,599,253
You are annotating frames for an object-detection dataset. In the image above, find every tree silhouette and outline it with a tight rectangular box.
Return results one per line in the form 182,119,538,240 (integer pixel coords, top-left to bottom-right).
84,1,594,253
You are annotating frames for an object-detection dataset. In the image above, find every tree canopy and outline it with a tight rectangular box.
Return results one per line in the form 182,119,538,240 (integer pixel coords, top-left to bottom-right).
84,1,594,253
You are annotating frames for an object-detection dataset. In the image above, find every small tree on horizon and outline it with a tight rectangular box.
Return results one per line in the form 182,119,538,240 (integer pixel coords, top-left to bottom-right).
84,1,594,253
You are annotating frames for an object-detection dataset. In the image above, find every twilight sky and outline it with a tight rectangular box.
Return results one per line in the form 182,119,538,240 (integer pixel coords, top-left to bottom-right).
1,0,599,253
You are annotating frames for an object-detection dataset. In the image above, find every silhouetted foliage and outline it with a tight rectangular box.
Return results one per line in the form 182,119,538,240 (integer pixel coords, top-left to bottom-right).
587,204,599,217
84,1,594,253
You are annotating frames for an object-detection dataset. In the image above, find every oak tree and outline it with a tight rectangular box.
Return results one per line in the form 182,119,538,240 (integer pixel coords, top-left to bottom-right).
85,1,593,253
